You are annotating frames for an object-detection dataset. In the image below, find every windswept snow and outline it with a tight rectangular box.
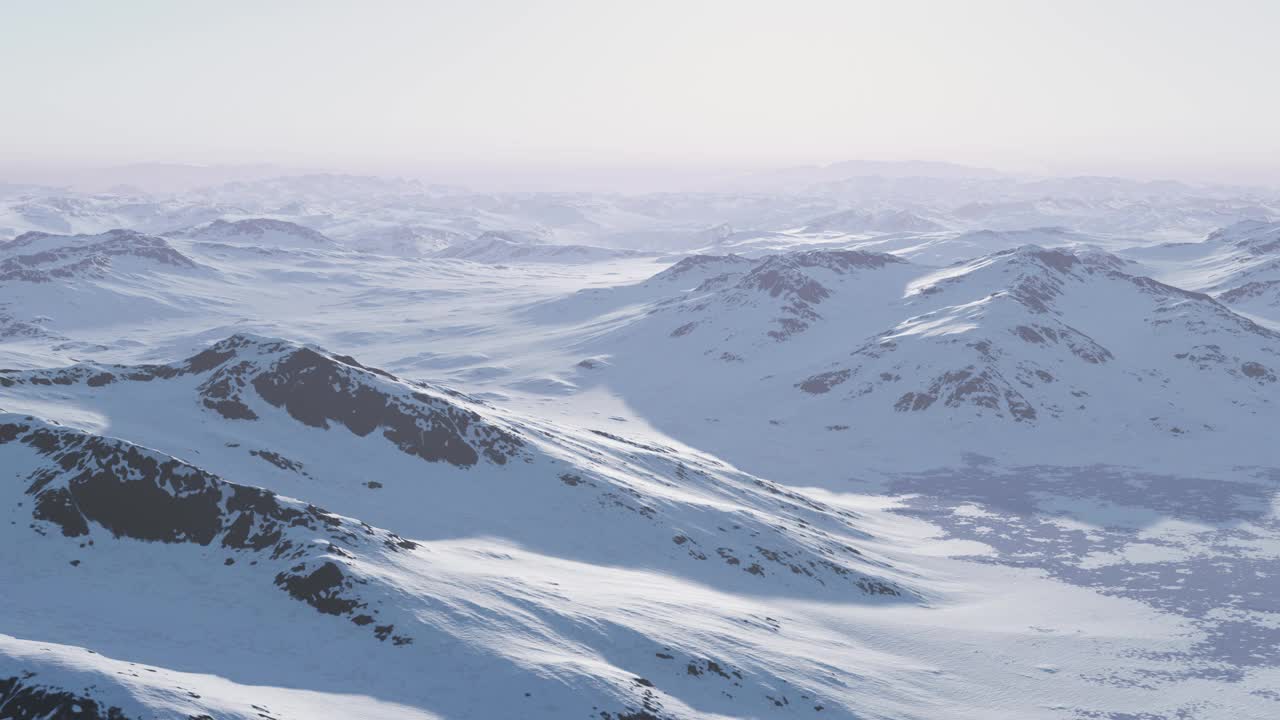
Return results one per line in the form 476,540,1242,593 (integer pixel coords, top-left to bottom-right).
1,171,1279,719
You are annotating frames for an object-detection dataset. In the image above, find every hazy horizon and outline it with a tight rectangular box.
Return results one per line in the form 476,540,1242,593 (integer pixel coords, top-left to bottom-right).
6,156,1280,196
4,6,1280,716
5,0,1279,190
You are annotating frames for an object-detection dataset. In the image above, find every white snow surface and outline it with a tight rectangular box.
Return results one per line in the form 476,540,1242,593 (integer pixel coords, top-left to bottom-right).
1,176,1278,720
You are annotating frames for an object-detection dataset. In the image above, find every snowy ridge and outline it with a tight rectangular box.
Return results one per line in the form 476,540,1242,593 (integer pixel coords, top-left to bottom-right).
802,208,945,234
1127,219,1280,319
578,244,1280,474
0,335,911,600
2,175,1280,719
435,230,649,264
171,218,342,249
628,248,916,348
0,412,420,640
0,336,938,719
0,229,197,283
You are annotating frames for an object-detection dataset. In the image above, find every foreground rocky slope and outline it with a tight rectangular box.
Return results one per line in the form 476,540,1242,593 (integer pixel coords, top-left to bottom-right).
1,334,906,596
0,336,932,718
1,182,1278,719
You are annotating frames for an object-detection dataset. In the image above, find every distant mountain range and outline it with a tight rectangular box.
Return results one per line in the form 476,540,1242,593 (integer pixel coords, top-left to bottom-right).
2,177,1279,719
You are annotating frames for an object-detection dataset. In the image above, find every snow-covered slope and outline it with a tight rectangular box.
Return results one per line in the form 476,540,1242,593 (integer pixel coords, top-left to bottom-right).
7,332,1263,720
435,230,649,264
0,334,908,598
1,228,198,281
0,335,959,720
577,245,1280,474
844,226,1114,267
527,254,755,325
799,247,1276,428
342,224,464,256
801,209,945,234
0,229,212,343
171,218,343,249
3,180,1280,720
1126,220,1280,322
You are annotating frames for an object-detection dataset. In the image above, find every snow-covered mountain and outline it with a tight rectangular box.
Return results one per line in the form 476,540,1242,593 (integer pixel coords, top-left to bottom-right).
171,218,343,249
435,230,650,264
0,192,248,238
0,229,221,352
2,177,1280,720
8,332,907,586
1126,219,1280,321
575,244,1280,473
1,334,924,719
798,247,1276,426
342,224,464,256
0,229,197,282
857,226,1110,266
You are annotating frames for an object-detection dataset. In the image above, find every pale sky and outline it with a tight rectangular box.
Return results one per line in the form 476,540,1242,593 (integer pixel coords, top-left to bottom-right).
2,0,1278,186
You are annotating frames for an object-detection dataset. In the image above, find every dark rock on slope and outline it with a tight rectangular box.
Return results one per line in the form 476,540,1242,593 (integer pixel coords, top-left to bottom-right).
0,675,134,720
2,415,418,643
1,333,527,468
0,229,196,283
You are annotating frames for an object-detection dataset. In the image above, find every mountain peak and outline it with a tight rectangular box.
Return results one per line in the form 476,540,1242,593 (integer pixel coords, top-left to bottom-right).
1209,219,1280,254
0,228,197,282
178,218,340,248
